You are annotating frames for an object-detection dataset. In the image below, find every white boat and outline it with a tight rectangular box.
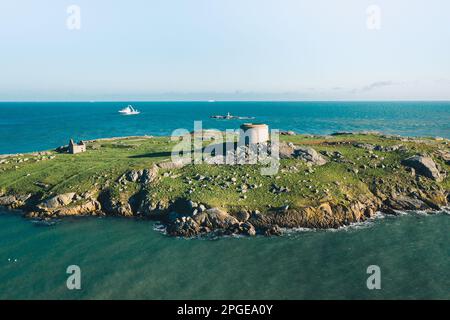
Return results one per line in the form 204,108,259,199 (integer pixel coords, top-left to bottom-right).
119,105,140,115
210,112,255,120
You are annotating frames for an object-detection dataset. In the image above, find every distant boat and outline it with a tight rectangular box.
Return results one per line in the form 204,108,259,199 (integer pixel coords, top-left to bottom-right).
210,112,255,120
119,105,140,115
208,99,216,103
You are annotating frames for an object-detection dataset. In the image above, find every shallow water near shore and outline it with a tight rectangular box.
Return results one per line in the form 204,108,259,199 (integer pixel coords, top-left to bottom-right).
0,209,448,299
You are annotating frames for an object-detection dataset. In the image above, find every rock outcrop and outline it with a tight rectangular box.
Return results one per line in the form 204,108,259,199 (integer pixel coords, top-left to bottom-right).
0,194,31,208
98,189,133,216
293,147,327,166
122,165,159,184
165,207,247,237
0,183,447,237
51,200,101,216
157,158,190,170
278,143,327,166
38,193,76,209
401,156,444,181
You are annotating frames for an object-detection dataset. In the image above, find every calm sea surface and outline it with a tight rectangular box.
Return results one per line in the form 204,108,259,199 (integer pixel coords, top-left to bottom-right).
0,210,448,299
0,101,449,154
0,102,449,299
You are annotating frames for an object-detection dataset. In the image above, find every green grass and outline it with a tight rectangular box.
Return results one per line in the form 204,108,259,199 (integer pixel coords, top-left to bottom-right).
0,134,448,213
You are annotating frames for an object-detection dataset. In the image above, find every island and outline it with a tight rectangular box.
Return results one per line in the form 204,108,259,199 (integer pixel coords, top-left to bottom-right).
0,132,448,237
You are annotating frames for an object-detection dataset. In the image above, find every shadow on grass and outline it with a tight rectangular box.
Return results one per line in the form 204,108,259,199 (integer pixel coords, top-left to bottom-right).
129,151,172,158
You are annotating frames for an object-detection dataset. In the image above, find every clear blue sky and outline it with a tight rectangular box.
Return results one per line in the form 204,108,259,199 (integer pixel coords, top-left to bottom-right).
0,0,449,101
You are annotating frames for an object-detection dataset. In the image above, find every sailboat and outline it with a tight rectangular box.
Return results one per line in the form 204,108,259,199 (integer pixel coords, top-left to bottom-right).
118,105,140,115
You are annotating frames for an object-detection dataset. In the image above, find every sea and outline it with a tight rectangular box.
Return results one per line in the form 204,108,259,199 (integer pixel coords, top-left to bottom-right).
0,101,449,299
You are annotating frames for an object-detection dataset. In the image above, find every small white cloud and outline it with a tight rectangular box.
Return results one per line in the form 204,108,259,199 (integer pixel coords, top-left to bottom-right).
360,81,396,92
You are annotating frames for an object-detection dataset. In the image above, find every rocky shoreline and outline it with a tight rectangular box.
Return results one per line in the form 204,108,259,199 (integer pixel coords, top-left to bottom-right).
0,133,448,238
0,185,448,238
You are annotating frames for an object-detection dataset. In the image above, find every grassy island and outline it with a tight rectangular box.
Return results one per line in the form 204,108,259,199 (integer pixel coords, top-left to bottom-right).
0,132,448,237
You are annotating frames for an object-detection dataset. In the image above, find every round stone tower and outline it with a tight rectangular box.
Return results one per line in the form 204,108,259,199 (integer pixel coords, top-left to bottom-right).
239,123,269,145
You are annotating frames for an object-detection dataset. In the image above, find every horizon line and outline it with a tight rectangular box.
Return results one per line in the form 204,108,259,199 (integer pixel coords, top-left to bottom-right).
1,99,450,103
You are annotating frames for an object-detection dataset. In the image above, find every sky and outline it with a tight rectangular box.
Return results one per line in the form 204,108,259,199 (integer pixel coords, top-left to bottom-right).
0,0,449,101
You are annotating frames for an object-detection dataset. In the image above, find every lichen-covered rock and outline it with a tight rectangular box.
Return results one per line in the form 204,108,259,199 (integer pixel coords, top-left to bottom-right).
278,142,295,159
383,195,430,213
141,165,159,184
436,150,450,165
203,208,239,229
401,156,443,181
157,158,190,170
38,193,76,209
353,143,376,150
241,221,256,236
125,170,140,182
98,189,133,216
166,216,200,237
0,195,19,206
168,207,238,233
293,147,327,166
53,200,101,216
0,194,31,208
133,192,167,216
233,210,250,222
374,144,404,152
123,165,159,184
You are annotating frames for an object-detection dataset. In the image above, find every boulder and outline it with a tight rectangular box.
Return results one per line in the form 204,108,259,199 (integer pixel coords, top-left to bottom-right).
264,225,282,236
204,155,225,165
124,165,159,184
193,208,239,229
0,195,18,206
353,143,376,150
115,203,133,216
278,142,295,159
141,165,159,184
383,195,430,213
375,144,404,152
401,156,443,181
166,216,200,237
98,189,133,216
206,208,239,228
125,170,140,182
233,210,250,222
170,198,196,215
157,158,190,170
241,221,256,236
54,200,101,216
39,193,76,209
436,150,450,165
293,147,327,166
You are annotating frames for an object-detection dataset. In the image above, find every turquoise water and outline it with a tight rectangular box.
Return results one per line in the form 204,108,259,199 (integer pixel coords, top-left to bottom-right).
0,210,448,299
0,101,449,299
0,101,449,154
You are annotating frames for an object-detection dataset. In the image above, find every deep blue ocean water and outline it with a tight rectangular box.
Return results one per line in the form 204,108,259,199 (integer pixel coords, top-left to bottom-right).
0,101,449,299
0,101,449,154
